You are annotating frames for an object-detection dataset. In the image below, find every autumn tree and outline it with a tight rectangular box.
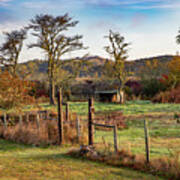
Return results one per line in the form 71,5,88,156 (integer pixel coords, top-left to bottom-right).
104,30,130,104
0,71,34,110
0,29,27,75
17,61,38,80
138,59,168,80
168,56,180,88
138,59,168,98
27,14,85,105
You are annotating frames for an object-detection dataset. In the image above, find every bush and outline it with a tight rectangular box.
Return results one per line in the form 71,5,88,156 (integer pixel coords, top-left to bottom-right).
125,80,142,100
29,80,49,98
141,78,167,99
68,147,180,180
0,71,34,110
153,86,180,103
0,112,88,145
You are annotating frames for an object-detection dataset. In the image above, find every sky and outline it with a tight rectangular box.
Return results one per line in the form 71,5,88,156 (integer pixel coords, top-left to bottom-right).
0,0,180,62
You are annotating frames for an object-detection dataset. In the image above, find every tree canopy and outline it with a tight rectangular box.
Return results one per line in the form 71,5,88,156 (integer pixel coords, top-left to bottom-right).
27,14,85,104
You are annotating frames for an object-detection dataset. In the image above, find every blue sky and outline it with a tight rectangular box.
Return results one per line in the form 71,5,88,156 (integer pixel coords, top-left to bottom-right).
0,0,180,62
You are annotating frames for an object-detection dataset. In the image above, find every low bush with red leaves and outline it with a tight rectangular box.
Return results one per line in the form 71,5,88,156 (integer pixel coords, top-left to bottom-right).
153,86,180,103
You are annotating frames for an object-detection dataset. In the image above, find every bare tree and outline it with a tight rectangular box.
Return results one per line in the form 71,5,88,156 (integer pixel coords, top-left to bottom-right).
27,14,85,105
0,29,27,75
104,30,130,104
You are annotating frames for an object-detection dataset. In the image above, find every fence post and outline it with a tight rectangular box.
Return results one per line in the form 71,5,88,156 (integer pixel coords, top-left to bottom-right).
19,115,23,127
66,102,69,122
113,125,118,153
57,88,64,145
3,113,7,129
88,97,94,146
144,119,150,164
76,116,81,143
36,113,40,134
26,113,29,123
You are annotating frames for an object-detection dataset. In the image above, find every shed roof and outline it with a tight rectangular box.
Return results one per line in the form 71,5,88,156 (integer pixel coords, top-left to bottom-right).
95,90,117,94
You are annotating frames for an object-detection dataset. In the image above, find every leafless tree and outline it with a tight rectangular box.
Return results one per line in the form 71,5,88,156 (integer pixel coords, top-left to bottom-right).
0,29,27,75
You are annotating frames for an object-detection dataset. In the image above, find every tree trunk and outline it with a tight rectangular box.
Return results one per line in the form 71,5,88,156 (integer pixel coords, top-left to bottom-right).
117,89,125,104
120,90,125,104
49,78,56,105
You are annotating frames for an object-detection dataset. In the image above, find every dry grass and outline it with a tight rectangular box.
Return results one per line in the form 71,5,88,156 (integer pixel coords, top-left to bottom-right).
0,115,88,146
68,146,180,180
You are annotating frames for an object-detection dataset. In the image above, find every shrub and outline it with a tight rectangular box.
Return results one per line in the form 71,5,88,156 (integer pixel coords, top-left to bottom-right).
153,86,180,103
0,71,34,110
29,80,49,98
68,147,180,180
141,78,167,99
125,80,142,100
0,112,87,145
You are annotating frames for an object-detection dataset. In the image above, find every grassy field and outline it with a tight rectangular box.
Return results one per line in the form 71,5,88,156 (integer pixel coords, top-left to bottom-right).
1,100,180,158
0,139,164,180
1,100,180,178
34,100,180,158
94,118,180,158
69,100,180,115
20,100,180,116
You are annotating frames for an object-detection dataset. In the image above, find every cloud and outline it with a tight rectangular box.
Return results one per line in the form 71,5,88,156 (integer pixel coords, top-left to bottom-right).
83,0,180,10
21,0,85,11
132,2,180,10
130,13,147,28
0,0,12,6
0,21,26,34
22,1,55,9
84,0,167,6
0,12,14,23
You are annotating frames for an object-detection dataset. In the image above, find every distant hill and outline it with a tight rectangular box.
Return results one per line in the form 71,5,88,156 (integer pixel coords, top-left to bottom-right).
20,55,175,81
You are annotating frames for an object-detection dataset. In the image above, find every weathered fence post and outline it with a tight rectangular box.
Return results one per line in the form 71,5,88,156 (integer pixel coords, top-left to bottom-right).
76,116,81,143
88,97,94,146
19,115,23,127
113,125,118,153
144,119,150,164
3,113,7,129
26,113,29,123
57,88,64,145
66,102,69,122
36,113,40,134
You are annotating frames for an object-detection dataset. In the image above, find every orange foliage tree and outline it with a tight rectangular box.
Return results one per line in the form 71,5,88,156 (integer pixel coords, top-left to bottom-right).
0,71,34,110
168,56,180,88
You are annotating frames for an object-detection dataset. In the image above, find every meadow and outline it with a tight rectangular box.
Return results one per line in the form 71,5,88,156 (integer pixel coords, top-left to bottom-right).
1,100,180,179
94,118,180,158
3,100,180,157
25,100,180,116
0,139,163,180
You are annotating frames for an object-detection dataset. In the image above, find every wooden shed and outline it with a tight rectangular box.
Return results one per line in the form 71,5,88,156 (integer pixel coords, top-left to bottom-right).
95,90,120,103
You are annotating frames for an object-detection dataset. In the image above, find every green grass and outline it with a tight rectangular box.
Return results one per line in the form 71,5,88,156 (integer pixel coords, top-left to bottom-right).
94,118,180,157
1,100,180,178
2,100,180,116
35,100,180,116
0,139,163,180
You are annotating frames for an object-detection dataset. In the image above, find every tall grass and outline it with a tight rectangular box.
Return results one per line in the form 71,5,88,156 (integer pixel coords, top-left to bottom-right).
68,146,180,179
0,117,88,146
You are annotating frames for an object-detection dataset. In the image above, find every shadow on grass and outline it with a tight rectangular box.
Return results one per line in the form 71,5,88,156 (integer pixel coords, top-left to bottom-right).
0,139,52,152
26,152,164,180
